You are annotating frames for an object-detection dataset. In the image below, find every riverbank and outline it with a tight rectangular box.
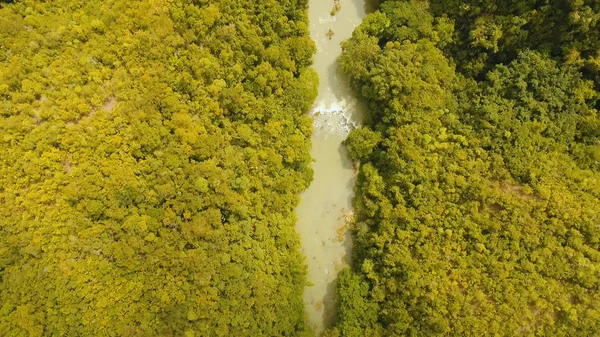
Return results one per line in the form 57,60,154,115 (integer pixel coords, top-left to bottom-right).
295,0,369,334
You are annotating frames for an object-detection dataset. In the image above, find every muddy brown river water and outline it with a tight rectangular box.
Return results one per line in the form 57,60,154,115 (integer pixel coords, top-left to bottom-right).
295,0,375,334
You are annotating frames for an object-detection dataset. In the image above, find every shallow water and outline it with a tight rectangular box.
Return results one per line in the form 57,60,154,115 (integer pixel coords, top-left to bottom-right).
295,0,369,335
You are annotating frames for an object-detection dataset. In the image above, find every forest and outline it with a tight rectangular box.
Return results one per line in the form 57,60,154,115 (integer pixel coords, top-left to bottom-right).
330,0,600,336
2,0,600,336
0,0,317,336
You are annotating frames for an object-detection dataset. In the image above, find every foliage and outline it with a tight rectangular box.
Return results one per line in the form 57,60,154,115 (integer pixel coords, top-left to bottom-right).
429,0,600,82
344,127,381,161
327,29,335,40
0,0,317,336
331,0,341,16
331,0,600,336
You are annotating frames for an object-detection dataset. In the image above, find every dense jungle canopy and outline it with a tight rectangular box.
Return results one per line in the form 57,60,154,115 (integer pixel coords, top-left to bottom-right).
0,0,317,336
2,0,600,336
330,0,600,336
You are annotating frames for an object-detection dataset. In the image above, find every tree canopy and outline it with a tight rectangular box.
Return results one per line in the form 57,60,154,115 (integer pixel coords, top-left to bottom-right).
3,0,600,336
329,0,600,336
0,0,317,336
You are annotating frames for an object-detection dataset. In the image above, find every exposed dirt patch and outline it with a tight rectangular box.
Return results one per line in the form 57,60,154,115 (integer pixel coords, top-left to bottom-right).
32,95,47,125
102,96,117,112
64,158,72,174
500,183,538,201
490,180,541,202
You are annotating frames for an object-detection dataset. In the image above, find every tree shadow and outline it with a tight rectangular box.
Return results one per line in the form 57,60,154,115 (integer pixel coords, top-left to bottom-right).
364,0,381,14
320,277,339,334
347,0,381,19
325,60,367,125
338,142,354,170
319,226,354,335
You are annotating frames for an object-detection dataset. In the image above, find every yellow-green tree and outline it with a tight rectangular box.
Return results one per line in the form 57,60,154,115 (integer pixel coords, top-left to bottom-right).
0,0,317,335
331,1,600,336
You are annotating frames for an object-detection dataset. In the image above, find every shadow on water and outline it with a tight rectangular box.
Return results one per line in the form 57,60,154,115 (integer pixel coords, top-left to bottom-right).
325,60,368,126
342,226,354,265
321,277,339,332
326,59,349,104
365,0,381,14
323,223,352,330
338,143,354,170
320,219,355,333
347,0,380,19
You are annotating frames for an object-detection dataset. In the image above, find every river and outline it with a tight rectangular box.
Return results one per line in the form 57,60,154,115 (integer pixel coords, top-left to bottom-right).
295,0,374,335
